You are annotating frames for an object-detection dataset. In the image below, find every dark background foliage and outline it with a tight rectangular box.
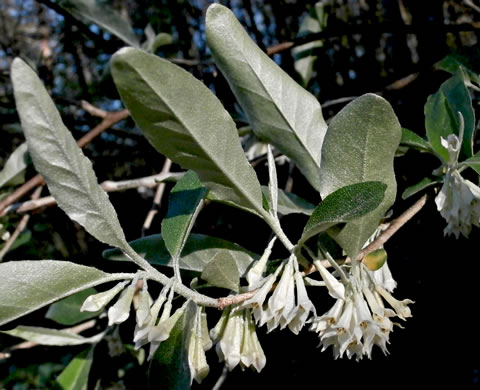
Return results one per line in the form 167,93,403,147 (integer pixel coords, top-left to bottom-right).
1,0,479,388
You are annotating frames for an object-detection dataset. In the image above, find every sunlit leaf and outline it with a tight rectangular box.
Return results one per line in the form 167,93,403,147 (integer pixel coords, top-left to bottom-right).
319,94,401,259
57,346,95,390
1,326,104,346
11,58,129,249
111,48,265,217
0,142,30,188
0,260,118,326
206,4,327,192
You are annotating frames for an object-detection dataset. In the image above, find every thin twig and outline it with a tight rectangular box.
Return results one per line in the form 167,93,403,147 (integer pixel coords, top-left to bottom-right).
321,96,358,108
464,0,480,13
0,186,43,261
81,100,107,118
142,159,172,235
0,109,129,214
1,172,184,217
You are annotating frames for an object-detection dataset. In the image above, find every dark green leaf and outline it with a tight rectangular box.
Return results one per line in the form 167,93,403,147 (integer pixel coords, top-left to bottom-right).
425,69,475,160
1,326,103,346
298,181,386,248
11,58,128,249
111,48,264,217
319,94,401,259
400,128,432,153
148,302,196,390
201,252,240,292
58,0,139,47
0,260,116,326
436,51,480,85
402,177,441,200
206,4,327,192
459,154,480,174
57,346,95,390
103,233,257,276
0,142,30,188
261,186,315,216
162,171,207,260
45,288,101,326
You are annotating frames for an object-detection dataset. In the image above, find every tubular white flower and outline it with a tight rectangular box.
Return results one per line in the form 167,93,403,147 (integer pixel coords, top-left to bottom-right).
107,283,136,326
314,259,345,300
81,280,129,312
187,307,210,384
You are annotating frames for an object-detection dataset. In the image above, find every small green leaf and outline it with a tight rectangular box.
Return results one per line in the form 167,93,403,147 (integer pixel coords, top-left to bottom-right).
261,187,315,216
1,326,104,346
45,288,101,326
425,69,475,161
0,142,30,188
206,4,327,192
436,50,480,85
162,171,207,260
103,233,257,276
298,181,386,248
57,0,139,47
0,260,116,326
201,252,240,292
111,47,264,217
319,94,401,259
400,128,432,153
11,58,129,249
402,177,441,200
57,346,95,390
148,301,196,390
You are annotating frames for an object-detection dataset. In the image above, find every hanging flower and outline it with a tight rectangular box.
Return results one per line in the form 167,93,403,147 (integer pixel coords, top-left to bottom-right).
210,306,266,372
310,261,413,360
435,133,480,238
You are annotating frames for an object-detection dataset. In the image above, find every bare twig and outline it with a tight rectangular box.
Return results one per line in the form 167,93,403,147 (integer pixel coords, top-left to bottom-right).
321,96,358,108
212,364,229,390
0,109,129,214
81,100,107,118
464,0,480,13
142,159,172,235
0,186,43,261
2,172,184,217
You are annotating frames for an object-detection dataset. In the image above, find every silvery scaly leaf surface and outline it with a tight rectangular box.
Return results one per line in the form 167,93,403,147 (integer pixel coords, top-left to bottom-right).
206,4,327,191
0,260,115,326
110,48,265,217
1,326,105,346
319,94,401,259
11,58,129,250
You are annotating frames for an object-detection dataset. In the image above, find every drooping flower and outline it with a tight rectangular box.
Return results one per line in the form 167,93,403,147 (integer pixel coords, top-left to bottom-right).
242,253,314,334
80,280,129,312
210,306,266,372
187,306,211,384
435,133,480,238
310,261,413,360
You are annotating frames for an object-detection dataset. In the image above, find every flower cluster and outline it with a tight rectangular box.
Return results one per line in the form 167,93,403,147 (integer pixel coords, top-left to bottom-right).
81,278,212,384
210,306,266,372
435,134,480,238
242,253,314,334
309,261,413,361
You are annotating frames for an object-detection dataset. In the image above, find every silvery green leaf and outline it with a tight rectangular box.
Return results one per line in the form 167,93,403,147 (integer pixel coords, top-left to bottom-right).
206,4,327,192
1,326,104,346
459,154,480,174
162,171,207,260
46,288,102,326
111,47,265,216
57,346,95,390
319,94,401,259
0,142,30,188
103,233,257,276
425,69,475,161
57,0,139,47
11,58,129,250
201,252,240,292
298,181,386,248
0,260,116,326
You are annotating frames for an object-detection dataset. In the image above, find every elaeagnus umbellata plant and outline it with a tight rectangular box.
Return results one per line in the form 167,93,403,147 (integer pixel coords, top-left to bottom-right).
1,3,479,389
